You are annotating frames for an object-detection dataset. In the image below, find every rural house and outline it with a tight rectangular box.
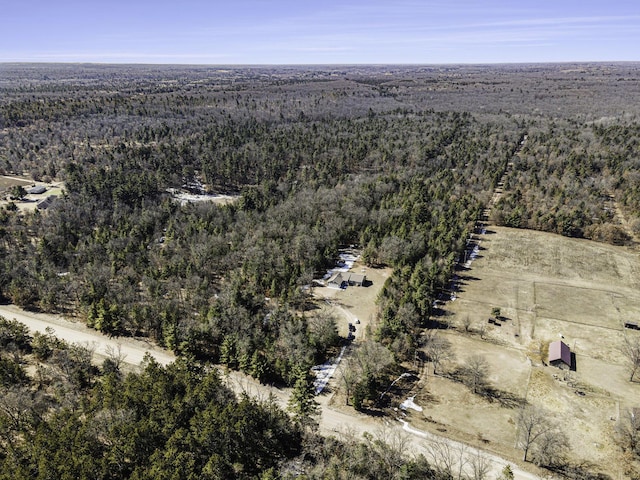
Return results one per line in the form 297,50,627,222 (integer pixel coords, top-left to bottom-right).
327,272,366,288
549,340,572,370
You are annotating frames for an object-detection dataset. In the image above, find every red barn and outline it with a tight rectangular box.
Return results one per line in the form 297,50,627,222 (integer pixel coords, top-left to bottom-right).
549,340,571,370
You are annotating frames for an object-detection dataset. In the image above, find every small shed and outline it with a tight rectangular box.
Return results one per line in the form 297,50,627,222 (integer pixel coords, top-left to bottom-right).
549,340,571,370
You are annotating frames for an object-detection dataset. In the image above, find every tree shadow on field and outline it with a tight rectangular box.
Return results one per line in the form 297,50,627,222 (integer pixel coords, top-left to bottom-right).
416,390,440,405
452,276,478,292
457,274,481,282
359,406,387,417
483,387,525,409
304,302,321,312
549,461,613,480
424,318,453,330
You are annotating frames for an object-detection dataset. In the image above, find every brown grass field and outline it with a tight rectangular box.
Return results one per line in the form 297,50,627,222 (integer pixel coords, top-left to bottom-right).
404,226,640,478
0,174,32,192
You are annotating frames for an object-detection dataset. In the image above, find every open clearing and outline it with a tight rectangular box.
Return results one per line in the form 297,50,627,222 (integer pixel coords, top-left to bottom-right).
406,226,640,479
0,175,65,212
314,258,392,341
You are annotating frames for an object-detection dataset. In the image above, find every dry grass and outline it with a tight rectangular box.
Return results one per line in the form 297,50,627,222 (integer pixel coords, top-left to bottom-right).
410,226,640,478
0,174,32,192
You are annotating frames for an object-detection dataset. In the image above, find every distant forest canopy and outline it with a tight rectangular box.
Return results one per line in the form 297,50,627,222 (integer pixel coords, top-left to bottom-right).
0,63,639,384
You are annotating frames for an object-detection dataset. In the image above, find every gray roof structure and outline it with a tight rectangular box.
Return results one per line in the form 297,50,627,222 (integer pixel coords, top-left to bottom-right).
27,185,46,194
327,272,366,286
37,195,56,210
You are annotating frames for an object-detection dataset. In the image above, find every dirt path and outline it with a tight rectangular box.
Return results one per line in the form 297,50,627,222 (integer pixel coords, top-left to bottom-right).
401,421,541,480
609,193,640,246
481,135,524,224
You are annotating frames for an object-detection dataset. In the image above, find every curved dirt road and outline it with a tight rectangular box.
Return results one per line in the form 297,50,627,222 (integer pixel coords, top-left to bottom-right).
0,304,542,479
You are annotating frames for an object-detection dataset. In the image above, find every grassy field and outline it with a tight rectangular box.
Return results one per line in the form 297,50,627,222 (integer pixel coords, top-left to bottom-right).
405,226,640,478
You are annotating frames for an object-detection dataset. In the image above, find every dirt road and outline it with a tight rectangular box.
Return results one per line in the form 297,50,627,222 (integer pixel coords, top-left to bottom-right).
0,304,174,366
0,303,542,479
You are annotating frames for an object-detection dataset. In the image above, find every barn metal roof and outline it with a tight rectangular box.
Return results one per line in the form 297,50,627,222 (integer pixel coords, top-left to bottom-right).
549,340,571,366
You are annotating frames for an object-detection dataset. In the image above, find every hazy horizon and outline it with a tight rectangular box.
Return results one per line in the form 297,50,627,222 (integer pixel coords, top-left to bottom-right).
2,1,639,65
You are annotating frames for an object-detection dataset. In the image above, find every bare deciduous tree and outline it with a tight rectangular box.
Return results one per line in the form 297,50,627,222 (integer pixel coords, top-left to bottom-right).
338,364,359,406
621,336,640,382
469,449,491,480
532,428,569,467
462,354,490,394
425,438,469,480
461,314,472,332
365,424,412,479
424,332,454,375
0,387,33,431
104,343,127,371
616,408,640,455
477,321,487,340
516,405,565,463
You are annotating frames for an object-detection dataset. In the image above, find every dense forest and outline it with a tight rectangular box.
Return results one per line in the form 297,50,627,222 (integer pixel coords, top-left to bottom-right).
2,63,640,477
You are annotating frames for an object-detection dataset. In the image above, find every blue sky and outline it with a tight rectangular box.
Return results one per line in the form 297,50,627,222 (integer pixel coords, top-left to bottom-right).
2,0,639,64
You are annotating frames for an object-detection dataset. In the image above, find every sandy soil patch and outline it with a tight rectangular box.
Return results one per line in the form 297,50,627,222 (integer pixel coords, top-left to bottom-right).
168,189,240,206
